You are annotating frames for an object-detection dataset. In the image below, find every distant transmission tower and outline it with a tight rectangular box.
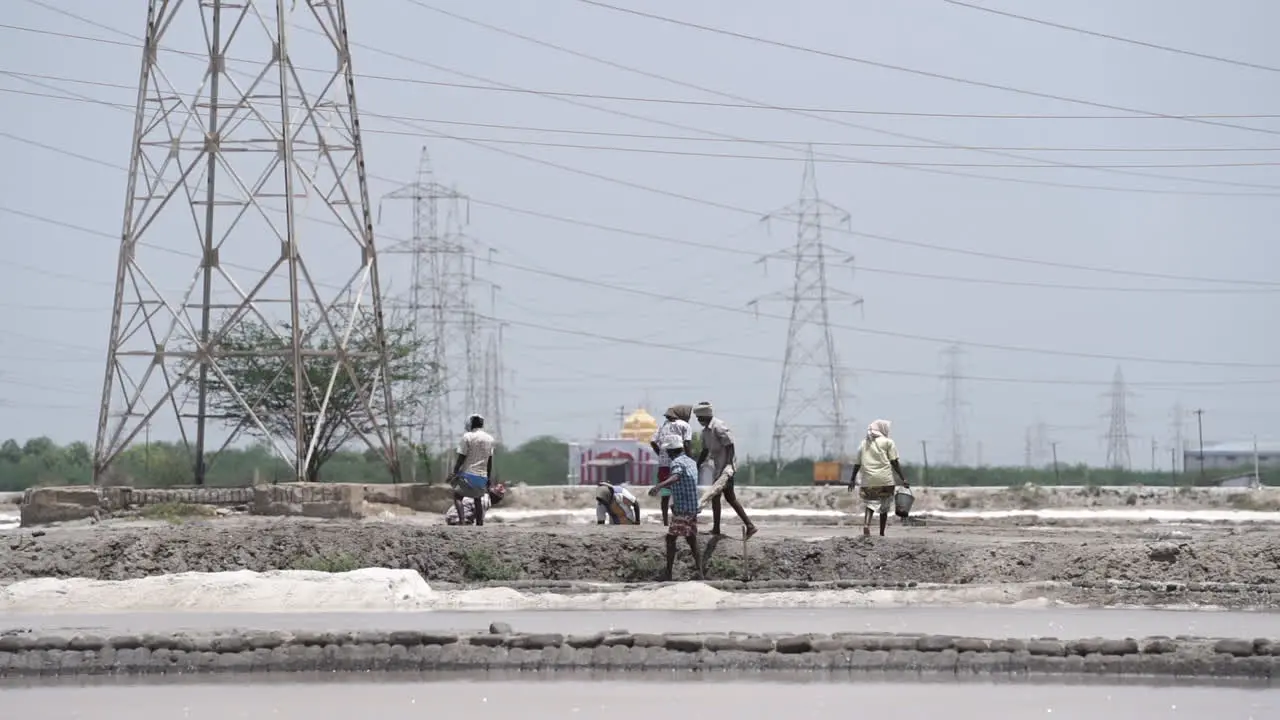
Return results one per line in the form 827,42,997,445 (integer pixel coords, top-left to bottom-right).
479,325,507,443
379,147,472,472
1104,366,1134,469
472,252,506,444
941,344,967,466
752,153,862,464
94,0,401,484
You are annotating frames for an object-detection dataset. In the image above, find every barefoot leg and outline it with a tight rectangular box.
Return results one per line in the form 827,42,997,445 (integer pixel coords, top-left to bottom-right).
723,482,756,538
686,536,704,579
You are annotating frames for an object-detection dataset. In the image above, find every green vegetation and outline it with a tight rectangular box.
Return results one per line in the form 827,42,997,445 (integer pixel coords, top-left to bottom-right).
459,547,519,582
185,308,427,483
0,435,1272,491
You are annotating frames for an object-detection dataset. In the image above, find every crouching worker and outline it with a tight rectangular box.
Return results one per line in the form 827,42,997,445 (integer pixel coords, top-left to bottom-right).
446,483,508,526
648,435,705,580
596,482,641,525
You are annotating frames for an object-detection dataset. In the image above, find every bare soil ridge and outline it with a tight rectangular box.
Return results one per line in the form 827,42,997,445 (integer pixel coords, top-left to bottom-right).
3,521,1277,606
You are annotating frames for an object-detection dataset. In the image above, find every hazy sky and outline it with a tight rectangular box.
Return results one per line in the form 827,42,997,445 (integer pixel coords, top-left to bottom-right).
1,0,1277,470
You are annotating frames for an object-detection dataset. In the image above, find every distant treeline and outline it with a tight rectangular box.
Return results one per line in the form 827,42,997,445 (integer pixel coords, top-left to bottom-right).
0,436,1271,491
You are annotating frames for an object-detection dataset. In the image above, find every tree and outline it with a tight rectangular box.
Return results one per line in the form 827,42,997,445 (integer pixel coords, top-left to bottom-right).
188,306,430,482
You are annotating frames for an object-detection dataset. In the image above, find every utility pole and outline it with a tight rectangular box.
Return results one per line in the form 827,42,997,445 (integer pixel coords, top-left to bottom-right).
1254,435,1261,488
94,0,401,484
1103,366,1133,470
1169,448,1176,484
1024,428,1032,469
1170,402,1185,474
920,440,930,485
1050,441,1060,484
1151,438,1157,472
941,344,967,466
1194,408,1206,481
751,151,860,467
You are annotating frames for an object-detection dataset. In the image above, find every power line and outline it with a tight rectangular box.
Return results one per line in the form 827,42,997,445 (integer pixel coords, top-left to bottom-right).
943,1,1280,74
6,198,1280,376
5,18,1279,123
571,0,1280,139
15,76,1280,170
4,115,1279,297
8,20,1280,198
395,1,1280,195
13,74,1280,175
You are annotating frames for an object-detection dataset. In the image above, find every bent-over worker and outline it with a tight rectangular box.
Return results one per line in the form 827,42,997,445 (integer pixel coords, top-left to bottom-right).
596,482,641,525
446,483,508,526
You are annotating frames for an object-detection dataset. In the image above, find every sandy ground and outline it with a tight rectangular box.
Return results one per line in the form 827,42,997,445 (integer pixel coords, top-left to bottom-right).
2,510,1278,609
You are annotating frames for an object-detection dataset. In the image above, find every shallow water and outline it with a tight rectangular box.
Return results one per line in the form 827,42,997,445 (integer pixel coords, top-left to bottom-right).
6,605,1278,639
5,679,1276,719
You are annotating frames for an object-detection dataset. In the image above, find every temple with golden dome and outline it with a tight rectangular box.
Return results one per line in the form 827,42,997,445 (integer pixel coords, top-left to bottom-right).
566,405,663,486
618,407,658,443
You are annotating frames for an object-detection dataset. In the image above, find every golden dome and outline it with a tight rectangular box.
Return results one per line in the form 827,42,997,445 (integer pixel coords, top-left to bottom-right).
619,407,658,441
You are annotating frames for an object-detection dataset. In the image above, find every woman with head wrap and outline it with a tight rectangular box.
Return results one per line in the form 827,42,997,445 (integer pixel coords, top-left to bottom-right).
847,419,910,537
648,405,693,526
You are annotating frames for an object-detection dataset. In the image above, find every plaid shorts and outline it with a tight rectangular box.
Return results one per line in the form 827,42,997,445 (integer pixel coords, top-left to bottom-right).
667,513,698,538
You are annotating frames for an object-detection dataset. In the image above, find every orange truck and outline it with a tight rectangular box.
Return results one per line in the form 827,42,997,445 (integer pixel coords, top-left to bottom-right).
813,461,849,486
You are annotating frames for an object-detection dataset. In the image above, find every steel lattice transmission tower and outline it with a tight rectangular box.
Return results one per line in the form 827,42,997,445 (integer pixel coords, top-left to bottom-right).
94,0,402,484
478,324,507,443
941,344,967,466
1104,366,1134,469
379,147,472,471
752,154,862,464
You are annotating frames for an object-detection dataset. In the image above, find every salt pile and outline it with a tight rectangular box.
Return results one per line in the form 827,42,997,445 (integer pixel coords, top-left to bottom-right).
0,569,1067,613
0,568,436,613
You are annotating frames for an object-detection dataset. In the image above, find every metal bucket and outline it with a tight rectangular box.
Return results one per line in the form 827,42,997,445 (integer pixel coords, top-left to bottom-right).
894,487,914,518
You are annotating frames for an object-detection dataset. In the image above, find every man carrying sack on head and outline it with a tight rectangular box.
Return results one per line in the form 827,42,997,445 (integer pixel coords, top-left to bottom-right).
692,401,757,539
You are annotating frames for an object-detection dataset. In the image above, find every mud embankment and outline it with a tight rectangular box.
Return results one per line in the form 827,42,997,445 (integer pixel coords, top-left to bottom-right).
2,522,1278,605
502,485,1280,513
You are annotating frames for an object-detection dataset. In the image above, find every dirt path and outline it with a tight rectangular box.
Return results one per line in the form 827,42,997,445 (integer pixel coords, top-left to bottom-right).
2,517,1277,609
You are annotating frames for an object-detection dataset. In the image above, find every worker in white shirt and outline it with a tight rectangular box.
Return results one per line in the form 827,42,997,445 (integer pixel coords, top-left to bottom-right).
596,482,641,525
450,414,496,526
649,405,693,526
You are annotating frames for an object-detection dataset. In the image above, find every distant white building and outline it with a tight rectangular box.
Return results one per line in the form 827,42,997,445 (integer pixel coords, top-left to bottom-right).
1183,440,1280,472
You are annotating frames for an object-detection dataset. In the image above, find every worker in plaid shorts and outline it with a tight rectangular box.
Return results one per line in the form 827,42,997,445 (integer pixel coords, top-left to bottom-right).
649,435,704,580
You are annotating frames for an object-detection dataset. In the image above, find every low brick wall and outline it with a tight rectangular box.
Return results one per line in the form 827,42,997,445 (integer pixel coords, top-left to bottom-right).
252,483,363,519
127,487,253,507
0,630,1274,679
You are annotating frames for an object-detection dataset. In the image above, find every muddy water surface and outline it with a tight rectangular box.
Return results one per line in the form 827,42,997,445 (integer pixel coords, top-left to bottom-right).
6,679,1277,719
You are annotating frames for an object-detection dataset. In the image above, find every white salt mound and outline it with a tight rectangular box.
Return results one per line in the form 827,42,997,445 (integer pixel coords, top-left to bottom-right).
0,569,1068,614
0,568,435,613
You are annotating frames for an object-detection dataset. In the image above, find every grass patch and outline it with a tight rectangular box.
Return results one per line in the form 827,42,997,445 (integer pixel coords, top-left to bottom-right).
618,553,663,582
137,502,217,524
1228,492,1280,512
1005,484,1045,510
939,491,972,509
289,551,364,573
459,547,519,582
